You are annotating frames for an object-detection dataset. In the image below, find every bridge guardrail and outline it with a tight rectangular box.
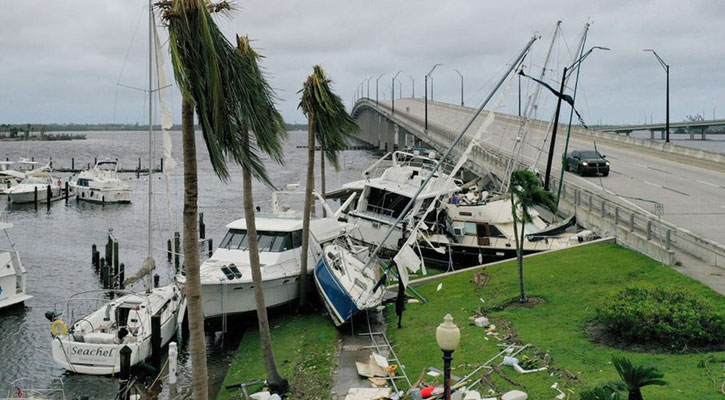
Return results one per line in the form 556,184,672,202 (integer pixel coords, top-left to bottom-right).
353,99,725,269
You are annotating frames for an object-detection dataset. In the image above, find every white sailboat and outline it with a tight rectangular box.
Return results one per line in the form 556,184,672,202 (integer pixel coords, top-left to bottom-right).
0,214,31,310
48,2,185,375
71,159,132,204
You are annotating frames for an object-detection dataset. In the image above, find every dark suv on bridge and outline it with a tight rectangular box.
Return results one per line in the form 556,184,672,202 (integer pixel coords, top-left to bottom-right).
565,150,610,176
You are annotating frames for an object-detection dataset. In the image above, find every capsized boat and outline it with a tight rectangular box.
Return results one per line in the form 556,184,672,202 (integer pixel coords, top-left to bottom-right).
70,159,132,204
6,170,62,204
200,188,355,318
314,230,386,326
48,281,186,375
0,215,31,310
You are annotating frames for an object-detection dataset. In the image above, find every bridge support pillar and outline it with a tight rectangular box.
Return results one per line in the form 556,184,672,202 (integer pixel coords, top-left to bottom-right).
377,115,385,150
388,123,396,151
650,130,655,140
701,127,707,140
689,127,694,140
399,128,407,149
660,130,665,140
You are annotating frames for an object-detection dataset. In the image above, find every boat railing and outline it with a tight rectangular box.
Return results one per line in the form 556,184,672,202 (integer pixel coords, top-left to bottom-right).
364,204,398,219
362,151,458,181
3,378,66,400
53,289,153,337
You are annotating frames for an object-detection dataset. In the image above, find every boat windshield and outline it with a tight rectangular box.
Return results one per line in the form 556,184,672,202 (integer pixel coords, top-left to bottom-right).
24,177,49,184
219,229,301,252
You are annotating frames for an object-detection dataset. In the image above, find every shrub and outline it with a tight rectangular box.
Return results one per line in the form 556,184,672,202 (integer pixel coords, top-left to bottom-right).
595,287,725,350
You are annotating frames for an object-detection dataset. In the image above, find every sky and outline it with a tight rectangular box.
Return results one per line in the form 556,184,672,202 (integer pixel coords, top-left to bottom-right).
1,0,723,126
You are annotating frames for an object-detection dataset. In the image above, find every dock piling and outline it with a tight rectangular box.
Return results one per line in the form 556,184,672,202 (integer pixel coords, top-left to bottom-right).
199,212,205,239
174,232,180,271
113,241,119,288
91,244,98,270
168,342,178,397
119,345,132,400
167,239,172,261
33,186,38,210
119,263,125,289
64,181,69,203
208,238,213,257
46,185,51,211
151,314,161,370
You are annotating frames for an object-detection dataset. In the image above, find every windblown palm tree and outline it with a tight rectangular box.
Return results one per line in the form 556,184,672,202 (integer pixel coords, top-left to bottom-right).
297,65,358,307
612,356,666,400
508,170,555,303
159,0,288,397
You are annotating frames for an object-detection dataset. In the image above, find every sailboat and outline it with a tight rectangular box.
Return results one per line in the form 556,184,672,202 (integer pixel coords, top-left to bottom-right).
48,2,186,375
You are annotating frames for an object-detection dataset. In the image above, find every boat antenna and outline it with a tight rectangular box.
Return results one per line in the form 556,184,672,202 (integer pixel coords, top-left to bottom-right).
358,34,539,273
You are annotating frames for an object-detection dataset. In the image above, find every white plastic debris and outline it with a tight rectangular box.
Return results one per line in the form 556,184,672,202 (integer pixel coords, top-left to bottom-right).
463,390,482,399
436,283,443,291
474,316,489,327
501,390,528,400
502,356,519,366
269,395,281,400
249,391,271,400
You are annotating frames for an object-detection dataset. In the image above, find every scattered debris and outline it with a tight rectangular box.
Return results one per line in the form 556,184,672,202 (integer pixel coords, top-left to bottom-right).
474,316,490,327
501,389,528,400
551,382,566,399
344,387,392,400
471,271,490,290
356,353,388,378
436,283,443,291
368,377,387,387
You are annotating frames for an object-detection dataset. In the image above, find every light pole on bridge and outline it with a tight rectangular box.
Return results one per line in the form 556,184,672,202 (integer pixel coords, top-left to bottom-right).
425,63,442,131
454,69,464,107
392,70,402,114
644,48,670,143
375,73,384,105
408,75,415,98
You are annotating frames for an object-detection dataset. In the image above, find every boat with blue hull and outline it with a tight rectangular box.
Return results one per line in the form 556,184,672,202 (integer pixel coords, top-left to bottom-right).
314,236,385,327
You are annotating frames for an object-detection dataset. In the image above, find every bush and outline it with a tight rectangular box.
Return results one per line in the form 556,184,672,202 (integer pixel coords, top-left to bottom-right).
595,287,725,350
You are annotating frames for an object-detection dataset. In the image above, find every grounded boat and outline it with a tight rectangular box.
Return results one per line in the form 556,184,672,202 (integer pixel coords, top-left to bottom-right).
314,231,385,326
48,284,185,375
0,215,31,310
71,159,132,204
418,194,594,269
6,170,62,204
200,189,351,318
331,150,460,253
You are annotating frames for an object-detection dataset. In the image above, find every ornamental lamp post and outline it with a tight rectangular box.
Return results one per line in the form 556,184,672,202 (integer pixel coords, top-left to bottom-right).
643,48,670,143
436,314,460,400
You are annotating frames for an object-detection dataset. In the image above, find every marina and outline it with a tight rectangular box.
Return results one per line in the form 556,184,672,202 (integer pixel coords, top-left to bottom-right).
1,1,725,399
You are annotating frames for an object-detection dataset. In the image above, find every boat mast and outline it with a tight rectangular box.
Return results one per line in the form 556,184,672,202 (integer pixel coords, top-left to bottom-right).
147,0,154,261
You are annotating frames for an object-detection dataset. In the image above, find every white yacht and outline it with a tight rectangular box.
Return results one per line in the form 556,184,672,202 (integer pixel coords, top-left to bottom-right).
49,283,185,375
201,189,352,318
330,151,460,252
0,215,31,310
6,170,62,204
417,194,594,269
71,159,132,204
0,162,24,197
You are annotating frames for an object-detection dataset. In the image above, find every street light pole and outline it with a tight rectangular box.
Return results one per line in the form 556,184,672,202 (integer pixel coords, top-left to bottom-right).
392,70,401,114
425,64,442,131
366,76,372,99
436,314,460,400
375,73,384,105
644,49,670,143
454,69,464,107
540,46,609,191
408,75,415,98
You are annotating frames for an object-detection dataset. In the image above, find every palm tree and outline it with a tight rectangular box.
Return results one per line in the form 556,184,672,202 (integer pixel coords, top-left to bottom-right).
612,356,666,400
508,170,555,303
297,65,358,307
580,384,623,400
160,0,288,397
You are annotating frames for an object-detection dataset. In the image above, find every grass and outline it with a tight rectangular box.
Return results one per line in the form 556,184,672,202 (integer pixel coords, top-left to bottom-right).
216,311,338,400
385,243,725,399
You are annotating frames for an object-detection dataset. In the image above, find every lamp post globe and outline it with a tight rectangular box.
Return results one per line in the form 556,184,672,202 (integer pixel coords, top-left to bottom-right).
436,314,460,400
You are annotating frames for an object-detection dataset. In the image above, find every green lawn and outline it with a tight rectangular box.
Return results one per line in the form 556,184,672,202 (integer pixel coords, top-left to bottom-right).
385,243,725,399
216,311,338,400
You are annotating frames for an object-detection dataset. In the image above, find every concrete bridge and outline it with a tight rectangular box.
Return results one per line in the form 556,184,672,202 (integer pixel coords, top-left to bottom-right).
597,119,725,140
350,97,725,293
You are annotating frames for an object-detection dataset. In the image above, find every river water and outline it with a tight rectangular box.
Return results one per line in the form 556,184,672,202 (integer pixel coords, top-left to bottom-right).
0,130,378,398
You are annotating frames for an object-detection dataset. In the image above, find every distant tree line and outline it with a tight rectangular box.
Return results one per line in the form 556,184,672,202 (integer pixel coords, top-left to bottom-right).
0,121,308,133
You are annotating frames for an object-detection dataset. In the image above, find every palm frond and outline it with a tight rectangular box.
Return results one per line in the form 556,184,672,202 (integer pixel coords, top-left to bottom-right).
298,65,358,169
612,356,667,390
159,0,285,185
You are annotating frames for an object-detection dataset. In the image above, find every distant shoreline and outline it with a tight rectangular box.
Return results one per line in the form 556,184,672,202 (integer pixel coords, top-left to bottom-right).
0,123,307,133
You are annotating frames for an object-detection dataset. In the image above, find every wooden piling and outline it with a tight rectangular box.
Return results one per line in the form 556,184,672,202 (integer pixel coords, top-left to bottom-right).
119,345,132,400
100,257,108,289
46,185,51,211
167,239,172,261
151,314,161,370
119,263,125,289
174,232,180,271
91,244,97,269
153,273,160,288
208,238,213,257
199,212,205,239
71,157,74,170
113,241,119,288
160,157,163,172
34,186,38,210
64,181,69,203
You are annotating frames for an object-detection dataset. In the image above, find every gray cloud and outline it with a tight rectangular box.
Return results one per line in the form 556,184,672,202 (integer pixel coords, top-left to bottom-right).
0,0,723,125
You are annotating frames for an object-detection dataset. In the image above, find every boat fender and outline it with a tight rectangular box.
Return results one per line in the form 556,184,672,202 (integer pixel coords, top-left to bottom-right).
51,319,68,337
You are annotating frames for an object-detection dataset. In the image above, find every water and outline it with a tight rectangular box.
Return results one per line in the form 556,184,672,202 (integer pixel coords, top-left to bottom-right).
613,130,725,153
0,131,378,398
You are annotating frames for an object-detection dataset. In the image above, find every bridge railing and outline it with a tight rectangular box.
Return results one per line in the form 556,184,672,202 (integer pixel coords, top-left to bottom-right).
355,99,725,269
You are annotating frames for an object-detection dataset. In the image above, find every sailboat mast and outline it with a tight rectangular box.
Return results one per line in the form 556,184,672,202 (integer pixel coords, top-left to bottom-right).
147,0,154,259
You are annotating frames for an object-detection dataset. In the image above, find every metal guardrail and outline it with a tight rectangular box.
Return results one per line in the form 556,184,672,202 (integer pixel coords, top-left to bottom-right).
352,99,725,269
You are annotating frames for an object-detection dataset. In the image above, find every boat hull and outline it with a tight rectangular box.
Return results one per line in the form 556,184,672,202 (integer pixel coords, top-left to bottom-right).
201,274,303,318
73,186,131,204
313,257,359,327
8,186,61,204
417,241,541,270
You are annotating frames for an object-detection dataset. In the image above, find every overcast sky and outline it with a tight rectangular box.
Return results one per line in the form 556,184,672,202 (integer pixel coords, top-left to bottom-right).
1,1,723,126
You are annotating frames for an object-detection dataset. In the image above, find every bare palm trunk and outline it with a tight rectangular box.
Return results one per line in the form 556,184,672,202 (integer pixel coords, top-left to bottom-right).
519,219,527,303
320,140,326,217
182,98,208,399
243,157,288,393
511,196,525,303
629,389,643,400
299,114,315,309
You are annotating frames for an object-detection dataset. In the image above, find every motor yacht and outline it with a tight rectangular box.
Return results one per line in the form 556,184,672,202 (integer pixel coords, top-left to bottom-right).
6,169,62,204
0,215,31,310
71,159,132,204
